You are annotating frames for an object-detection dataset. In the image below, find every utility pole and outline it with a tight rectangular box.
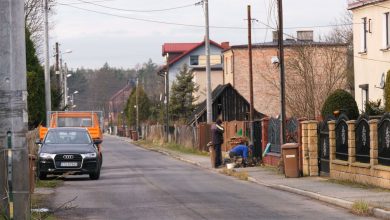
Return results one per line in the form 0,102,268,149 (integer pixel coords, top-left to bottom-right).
64,63,68,107
0,0,30,219
277,0,286,144
165,55,169,142
247,5,255,144
204,0,212,123
44,0,51,124
136,77,139,135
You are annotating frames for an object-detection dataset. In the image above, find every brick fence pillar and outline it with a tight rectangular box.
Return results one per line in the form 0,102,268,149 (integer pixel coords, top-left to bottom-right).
348,120,356,164
328,120,336,170
307,121,318,176
369,119,378,167
301,121,309,176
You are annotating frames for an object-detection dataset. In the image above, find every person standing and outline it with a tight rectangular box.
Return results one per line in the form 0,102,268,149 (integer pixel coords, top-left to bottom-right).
211,119,224,168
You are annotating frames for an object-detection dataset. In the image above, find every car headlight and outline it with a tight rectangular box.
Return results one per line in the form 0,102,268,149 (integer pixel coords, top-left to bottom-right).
39,153,55,159
81,153,97,158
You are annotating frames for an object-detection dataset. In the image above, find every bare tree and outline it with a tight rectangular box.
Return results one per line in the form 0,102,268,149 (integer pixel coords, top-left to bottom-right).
325,10,354,94
286,43,348,119
24,0,56,55
261,43,348,119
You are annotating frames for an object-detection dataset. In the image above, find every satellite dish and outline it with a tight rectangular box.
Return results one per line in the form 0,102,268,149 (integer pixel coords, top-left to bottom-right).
380,72,385,89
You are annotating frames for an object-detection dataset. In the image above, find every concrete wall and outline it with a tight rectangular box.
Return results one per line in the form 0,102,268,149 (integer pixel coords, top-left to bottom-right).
351,1,390,110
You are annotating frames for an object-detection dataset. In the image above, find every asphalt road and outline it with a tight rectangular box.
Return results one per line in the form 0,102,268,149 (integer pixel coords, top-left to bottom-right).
49,136,375,220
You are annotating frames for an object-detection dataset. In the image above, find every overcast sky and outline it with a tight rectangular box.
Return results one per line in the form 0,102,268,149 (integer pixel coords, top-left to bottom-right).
52,0,348,69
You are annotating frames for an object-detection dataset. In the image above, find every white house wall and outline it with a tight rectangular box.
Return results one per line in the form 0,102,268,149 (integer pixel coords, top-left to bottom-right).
352,1,390,111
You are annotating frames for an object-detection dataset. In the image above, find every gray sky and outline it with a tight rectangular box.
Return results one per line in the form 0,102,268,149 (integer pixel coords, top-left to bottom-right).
53,0,348,69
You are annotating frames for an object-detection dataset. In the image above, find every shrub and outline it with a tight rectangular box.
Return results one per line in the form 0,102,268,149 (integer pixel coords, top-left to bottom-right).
385,70,390,112
321,89,359,119
365,99,385,116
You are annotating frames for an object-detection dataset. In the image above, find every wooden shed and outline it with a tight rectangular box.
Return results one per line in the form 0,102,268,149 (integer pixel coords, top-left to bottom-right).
189,84,265,125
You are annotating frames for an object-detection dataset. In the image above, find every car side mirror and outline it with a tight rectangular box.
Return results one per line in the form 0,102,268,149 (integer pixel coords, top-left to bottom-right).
35,139,42,145
94,139,103,145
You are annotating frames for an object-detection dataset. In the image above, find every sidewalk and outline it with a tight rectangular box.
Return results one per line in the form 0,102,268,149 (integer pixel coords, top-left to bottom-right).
116,136,390,219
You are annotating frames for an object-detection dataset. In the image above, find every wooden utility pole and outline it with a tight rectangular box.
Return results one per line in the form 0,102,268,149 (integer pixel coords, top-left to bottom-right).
0,0,30,218
247,5,255,144
278,0,286,144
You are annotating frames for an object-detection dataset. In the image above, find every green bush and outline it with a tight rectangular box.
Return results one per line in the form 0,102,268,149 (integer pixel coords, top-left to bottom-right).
365,99,385,116
321,89,359,119
385,70,390,112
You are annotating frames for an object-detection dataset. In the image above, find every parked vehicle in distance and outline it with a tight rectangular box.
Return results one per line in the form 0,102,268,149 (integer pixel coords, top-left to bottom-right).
39,111,104,166
36,127,102,180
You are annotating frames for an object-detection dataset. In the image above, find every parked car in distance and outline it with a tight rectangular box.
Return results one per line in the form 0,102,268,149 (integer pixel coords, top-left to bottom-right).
36,127,102,180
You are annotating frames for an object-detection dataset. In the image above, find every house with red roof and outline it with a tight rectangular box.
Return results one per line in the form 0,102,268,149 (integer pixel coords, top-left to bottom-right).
107,80,134,128
160,40,230,103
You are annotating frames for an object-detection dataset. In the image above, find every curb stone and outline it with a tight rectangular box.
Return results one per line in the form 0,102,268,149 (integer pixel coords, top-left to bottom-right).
109,135,390,219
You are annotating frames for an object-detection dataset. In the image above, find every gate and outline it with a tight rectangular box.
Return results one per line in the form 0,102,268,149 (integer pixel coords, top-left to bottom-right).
253,120,262,158
318,115,335,176
286,117,299,143
268,117,281,153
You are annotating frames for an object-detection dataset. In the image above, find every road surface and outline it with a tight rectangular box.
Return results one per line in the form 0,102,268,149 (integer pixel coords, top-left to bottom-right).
49,136,375,220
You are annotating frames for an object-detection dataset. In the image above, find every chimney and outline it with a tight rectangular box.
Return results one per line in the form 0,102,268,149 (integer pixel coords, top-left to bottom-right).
272,31,279,42
220,42,230,49
297,30,314,41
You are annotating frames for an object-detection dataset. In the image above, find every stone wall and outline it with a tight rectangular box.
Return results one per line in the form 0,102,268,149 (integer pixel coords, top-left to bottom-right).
302,119,390,189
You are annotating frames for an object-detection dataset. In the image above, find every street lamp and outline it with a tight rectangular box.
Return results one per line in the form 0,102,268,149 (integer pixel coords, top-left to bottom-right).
69,90,78,111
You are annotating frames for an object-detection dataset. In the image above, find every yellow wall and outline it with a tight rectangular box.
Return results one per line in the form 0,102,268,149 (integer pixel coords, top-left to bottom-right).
352,1,390,110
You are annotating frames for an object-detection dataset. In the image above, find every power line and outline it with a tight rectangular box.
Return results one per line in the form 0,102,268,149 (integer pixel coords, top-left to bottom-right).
59,3,357,30
75,0,201,12
58,0,116,5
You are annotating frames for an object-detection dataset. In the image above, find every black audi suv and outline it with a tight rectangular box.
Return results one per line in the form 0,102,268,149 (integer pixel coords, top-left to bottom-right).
36,127,102,180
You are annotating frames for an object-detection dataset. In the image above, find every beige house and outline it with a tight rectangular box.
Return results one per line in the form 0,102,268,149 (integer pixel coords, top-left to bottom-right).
349,0,390,111
191,65,223,104
223,31,348,118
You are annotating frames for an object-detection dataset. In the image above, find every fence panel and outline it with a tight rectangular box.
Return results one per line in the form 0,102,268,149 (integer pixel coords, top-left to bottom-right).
355,114,370,163
335,114,349,161
378,113,390,166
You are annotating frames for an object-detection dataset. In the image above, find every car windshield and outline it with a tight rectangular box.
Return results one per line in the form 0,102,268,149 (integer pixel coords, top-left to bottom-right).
44,130,92,144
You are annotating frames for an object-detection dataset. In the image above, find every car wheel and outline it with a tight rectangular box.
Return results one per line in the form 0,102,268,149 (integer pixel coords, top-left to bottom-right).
38,172,47,180
89,166,100,180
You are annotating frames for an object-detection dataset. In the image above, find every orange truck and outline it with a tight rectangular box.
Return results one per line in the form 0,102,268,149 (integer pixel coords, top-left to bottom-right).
39,111,104,163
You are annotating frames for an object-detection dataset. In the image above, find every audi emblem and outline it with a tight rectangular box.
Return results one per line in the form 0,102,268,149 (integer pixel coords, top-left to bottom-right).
63,155,74,160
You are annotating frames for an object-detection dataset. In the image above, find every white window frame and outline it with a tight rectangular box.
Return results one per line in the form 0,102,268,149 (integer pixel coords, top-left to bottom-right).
383,12,390,49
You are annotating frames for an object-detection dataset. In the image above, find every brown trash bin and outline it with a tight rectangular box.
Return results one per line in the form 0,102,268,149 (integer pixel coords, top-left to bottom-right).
132,131,138,141
281,143,300,178
208,142,216,168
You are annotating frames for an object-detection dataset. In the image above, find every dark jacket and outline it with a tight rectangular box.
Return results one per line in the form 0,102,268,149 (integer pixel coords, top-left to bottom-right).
211,123,224,145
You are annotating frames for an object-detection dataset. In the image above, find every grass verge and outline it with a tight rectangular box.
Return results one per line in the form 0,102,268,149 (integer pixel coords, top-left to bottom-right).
351,200,372,216
137,140,208,156
31,194,56,220
220,168,249,181
36,179,63,188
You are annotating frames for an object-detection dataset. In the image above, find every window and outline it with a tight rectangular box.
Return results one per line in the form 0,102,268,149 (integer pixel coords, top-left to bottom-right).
190,55,199,66
360,17,368,53
383,13,390,49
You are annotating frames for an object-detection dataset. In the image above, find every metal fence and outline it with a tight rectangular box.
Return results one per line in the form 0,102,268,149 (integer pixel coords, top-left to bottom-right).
378,113,390,166
355,114,370,163
335,114,349,161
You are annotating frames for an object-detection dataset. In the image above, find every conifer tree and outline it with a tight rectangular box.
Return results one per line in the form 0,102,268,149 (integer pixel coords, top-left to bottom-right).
169,64,199,122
